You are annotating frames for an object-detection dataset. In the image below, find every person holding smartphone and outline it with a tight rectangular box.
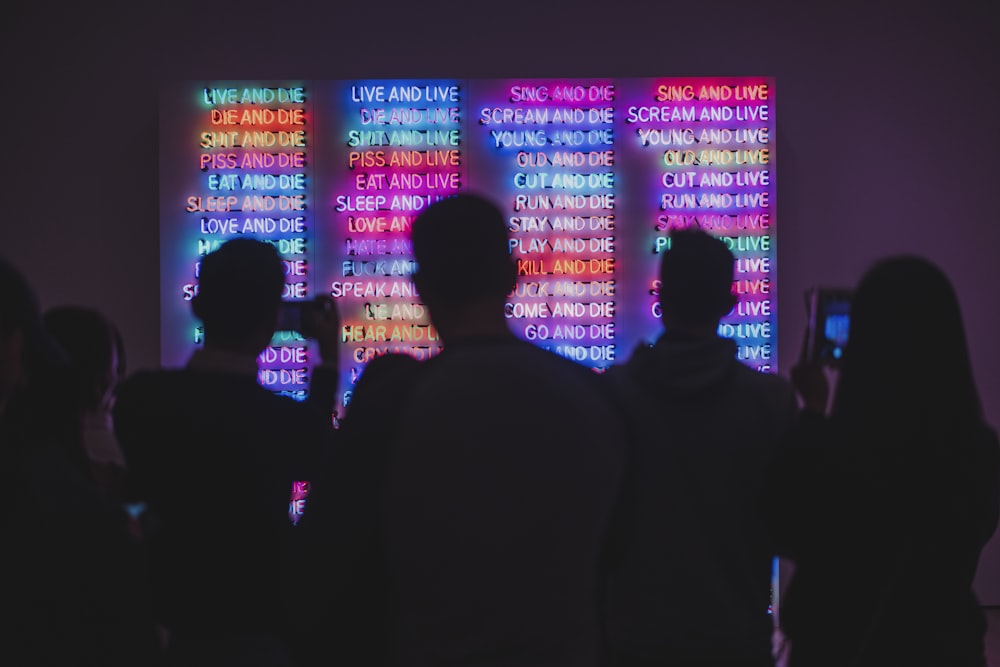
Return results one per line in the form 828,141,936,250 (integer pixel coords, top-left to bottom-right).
766,256,999,667
112,238,340,667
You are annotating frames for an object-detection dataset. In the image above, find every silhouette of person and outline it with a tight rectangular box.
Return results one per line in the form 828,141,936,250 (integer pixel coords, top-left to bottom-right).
111,238,340,667
766,255,999,667
601,228,795,667
358,192,627,667
0,258,159,666
43,305,130,504
290,350,424,667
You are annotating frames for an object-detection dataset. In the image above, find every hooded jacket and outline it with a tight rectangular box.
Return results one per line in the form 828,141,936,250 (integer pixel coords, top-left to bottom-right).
602,334,795,664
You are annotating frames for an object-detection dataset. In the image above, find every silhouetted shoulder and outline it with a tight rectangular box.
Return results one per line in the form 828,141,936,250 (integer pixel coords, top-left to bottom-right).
339,352,425,449
730,362,796,412
414,338,615,410
113,367,326,483
115,368,287,414
349,353,423,407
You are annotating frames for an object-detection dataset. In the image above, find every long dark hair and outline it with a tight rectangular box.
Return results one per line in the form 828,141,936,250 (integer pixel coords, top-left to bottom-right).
832,255,982,445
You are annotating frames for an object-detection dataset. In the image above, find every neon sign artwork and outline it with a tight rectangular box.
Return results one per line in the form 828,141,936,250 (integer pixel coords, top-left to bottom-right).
160,77,776,416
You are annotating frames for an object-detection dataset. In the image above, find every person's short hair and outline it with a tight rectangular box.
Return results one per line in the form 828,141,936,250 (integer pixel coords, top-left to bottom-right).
410,193,515,304
659,229,735,326
192,238,285,342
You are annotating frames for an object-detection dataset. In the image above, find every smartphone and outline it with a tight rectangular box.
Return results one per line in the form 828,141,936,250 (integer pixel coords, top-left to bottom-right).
805,287,852,365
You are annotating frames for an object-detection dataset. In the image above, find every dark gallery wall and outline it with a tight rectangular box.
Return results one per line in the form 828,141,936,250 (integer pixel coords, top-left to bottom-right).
3,1,998,601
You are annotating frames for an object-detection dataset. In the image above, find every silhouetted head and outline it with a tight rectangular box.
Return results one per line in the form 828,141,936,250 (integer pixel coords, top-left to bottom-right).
410,194,516,338
0,258,67,416
834,255,981,438
43,306,124,413
191,238,285,354
658,229,737,334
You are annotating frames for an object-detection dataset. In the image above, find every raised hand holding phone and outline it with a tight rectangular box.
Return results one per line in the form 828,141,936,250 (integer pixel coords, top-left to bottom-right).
791,326,830,415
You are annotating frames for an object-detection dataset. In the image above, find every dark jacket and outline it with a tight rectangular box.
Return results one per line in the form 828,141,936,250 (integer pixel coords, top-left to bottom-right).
112,363,333,644
382,336,627,667
1,372,159,666
602,334,795,665
766,412,1000,667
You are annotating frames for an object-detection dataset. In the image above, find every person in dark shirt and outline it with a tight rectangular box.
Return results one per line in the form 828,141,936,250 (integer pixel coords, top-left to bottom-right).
112,238,339,667
766,255,999,667
1,257,158,666
601,229,795,667
373,193,627,667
